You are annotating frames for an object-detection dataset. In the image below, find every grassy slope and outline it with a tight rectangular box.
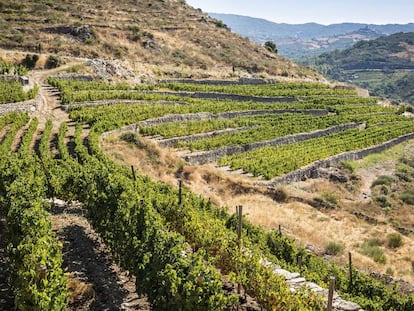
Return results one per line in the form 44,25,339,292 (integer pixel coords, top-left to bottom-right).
0,0,318,79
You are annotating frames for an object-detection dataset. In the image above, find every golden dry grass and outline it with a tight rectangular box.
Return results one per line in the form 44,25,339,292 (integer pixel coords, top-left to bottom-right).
0,0,321,79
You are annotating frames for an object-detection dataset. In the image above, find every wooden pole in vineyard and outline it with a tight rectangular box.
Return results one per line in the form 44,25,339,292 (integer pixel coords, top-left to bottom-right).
236,205,243,298
237,205,243,248
131,165,136,182
178,179,183,205
348,252,353,292
327,276,335,311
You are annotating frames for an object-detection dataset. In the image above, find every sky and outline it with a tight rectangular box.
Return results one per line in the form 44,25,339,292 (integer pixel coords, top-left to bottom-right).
186,0,414,25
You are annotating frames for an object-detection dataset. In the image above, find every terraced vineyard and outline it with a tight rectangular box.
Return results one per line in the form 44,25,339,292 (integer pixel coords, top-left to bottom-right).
2,75,414,311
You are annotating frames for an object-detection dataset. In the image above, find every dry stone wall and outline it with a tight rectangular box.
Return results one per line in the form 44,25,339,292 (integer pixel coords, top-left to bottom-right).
0,96,40,115
158,77,274,85
264,132,414,186
183,123,359,165
147,91,297,103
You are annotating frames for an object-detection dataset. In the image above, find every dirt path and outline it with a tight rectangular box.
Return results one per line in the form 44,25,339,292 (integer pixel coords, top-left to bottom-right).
356,161,396,201
50,200,150,311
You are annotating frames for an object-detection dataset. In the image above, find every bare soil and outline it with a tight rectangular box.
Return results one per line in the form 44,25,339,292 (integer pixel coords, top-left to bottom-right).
50,200,150,311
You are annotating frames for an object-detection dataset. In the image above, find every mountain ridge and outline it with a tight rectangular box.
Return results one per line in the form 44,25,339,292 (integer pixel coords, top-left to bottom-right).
210,13,414,58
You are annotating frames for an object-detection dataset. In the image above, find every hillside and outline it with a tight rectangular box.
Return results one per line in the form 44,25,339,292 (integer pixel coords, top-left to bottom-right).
303,32,414,104
210,13,414,58
0,0,317,79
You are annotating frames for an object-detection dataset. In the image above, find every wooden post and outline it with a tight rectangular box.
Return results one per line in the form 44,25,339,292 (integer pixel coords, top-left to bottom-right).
278,224,282,236
298,255,302,272
236,205,243,296
237,205,243,248
178,179,183,205
327,277,335,311
131,165,136,181
348,252,353,293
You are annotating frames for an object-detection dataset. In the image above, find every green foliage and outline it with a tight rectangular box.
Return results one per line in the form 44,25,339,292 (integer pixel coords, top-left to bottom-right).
120,132,142,147
360,239,387,264
0,79,37,104
400,190,414,205
387,233,403,249
0,153,68,310
374,195,391,208
325,241,345,256
264,40,277,53
21,53,39,69
371,175,394,187
45,55,62,69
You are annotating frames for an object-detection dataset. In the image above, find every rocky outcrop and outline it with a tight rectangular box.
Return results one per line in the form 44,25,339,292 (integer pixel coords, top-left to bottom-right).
183,123,359,165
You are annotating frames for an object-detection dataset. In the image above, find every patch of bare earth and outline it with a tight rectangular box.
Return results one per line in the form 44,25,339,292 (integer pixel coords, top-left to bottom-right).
101,133,414,286
49,200,150,311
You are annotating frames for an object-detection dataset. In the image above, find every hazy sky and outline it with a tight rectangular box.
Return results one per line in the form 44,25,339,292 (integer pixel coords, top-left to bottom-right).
186,0,414,25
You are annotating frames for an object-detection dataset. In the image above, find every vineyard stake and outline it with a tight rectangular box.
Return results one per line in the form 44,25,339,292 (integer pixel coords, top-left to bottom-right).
236,205,243,297
298,255,302,272
131,165,136,182
327,276,335,311
348,252,353,292
178,179,183,205
237,205,243,248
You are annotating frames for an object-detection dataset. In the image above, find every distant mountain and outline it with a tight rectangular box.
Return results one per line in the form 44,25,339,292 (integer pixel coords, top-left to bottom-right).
303,32,414,104
210,13,414,58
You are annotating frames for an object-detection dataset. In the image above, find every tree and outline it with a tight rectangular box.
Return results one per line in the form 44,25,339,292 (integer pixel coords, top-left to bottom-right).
264,40,278,54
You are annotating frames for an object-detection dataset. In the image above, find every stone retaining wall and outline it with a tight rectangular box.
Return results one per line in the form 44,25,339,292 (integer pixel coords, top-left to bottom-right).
0,95,41,115
264,132,414,186
158,77,274,85
157,127,252,147
183,123,359,165
147,91,297,103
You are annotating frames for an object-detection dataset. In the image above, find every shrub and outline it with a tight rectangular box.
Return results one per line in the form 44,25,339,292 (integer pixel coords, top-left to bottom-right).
374,195,391,208
45,55,62,69
314,191,338,208
371,175,394,187
325,241,344,256
340,161,355,173
360,239,387,264
215,20,227,28
120,132,142,147
400,190,414,205
271,187,288,202
21,54,39,69
387,233,403,249
385,267,394,276
264,41,278,54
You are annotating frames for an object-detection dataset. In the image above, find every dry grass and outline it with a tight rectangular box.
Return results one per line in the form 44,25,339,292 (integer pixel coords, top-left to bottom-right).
67,278,95,306
0,0,321,79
